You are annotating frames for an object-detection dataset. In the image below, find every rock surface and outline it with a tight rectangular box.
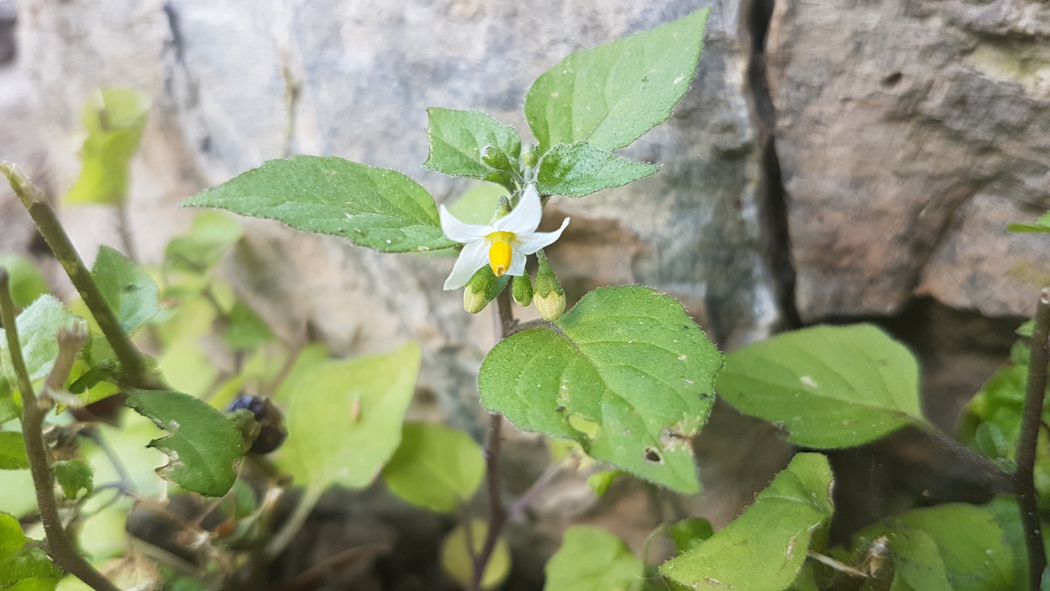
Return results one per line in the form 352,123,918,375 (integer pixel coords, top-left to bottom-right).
766,0,1050,321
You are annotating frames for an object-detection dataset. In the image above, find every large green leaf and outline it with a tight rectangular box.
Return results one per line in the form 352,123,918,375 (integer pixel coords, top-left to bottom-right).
381,421,484,512
544,526,643,591
524,7,709,152
275,342,420,490
0,295,85,391
66,88,151,206
424,108,522,179
536,142,658,197
716,324,926,448
852,503,1013,591
660,453,834,590
125,388,245,496
92,245,159,335
478,285,722,494
183,156,455,253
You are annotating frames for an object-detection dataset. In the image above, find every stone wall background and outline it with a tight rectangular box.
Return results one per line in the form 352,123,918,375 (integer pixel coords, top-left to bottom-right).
2,0,1049,572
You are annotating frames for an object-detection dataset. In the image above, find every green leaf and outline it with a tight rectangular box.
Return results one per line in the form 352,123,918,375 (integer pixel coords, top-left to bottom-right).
536,142,658,197
478,285,722,494
0,432,28,470
983,496,1040,591
164,212,243,273
716,324,926,448
125,388,245,496
424,108,522,179
524,7,709,152
446,184,509,226
660,453,834,590
0,512,61,588
52,459,93,499
66,88,151,206
0,255,49,310
223,300,274,351
184,156,456,253
668,517,713,554
1,295,85,389
1008,212,1050,234
544,526,642,591
381,421,484,512
852,503,1013,591
92,245,159,335
442,520,511,590
275,342,420,490
586,470,625,496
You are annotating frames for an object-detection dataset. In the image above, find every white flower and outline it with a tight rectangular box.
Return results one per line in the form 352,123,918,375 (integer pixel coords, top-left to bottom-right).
440,185,570,290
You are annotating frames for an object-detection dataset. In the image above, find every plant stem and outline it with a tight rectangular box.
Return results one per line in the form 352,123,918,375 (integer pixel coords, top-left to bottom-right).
265,483,325,560
1017,287,1050,591
0,270,120,591
1,162,160,390
470,288,514,591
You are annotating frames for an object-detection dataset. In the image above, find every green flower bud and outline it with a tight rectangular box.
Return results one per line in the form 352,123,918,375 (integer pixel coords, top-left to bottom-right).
481,145,513,172
463,265,510,314
512,273,534,306
521,143,538,168
534,249,565,320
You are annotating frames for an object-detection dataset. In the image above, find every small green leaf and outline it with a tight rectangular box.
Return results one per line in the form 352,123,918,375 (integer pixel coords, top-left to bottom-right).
586,470,625,496
536,142,658,197
0,255,48,310
442,520,510,590
184,156,456,253
544,526,642,591
716,324,926,448
446,184,508,226
0,432,28,470
381,421,484,512
668,517,713,554
52,459,93,499
223,300,274,351
275,342,420,490
125,388,245,496
92,246,159,335
983,496,1038,591
164,212,242,273
974,421,1011,460
424,108,522,179
1008,212,1050,234
0,512,61,588
0,295,85,391
660,453,834,590
479,286,722,494
852,503,1012,591
66,88,151,206
525,7,709,152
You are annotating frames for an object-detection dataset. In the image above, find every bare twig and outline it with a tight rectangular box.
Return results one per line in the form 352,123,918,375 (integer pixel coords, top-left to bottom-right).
1016,287,1050,590
0,269,120,591
1,161,160,390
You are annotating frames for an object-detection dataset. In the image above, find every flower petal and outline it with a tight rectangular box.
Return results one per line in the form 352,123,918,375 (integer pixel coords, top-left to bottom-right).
493,184,542,235
440,205,491,243
506,248,527,277
443,239,490,290
517,216,570,255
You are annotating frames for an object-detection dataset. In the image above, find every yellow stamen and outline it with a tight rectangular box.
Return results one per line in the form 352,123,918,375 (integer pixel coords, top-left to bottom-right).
487,231,515,277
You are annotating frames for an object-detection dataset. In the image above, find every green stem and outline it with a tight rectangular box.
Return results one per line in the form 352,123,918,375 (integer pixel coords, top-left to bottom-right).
0,269,120,591
1,162,160,390
265,484,325,560
470,288,514,591
1016,288,1050,590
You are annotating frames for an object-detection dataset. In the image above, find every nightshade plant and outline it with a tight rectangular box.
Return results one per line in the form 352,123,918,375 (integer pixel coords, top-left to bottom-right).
2,5,1050,591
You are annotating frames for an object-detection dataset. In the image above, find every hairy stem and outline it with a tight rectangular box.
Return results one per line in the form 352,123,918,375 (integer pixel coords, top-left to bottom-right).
1,162,159,390
470,288,514,591
0,270,120,591
1017,288,1050,590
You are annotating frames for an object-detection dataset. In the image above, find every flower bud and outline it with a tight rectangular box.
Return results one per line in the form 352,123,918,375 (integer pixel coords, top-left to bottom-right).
521,143,538,168
512,273,534,306
534,249,565,320
481,145,513,172
463,265,510,314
